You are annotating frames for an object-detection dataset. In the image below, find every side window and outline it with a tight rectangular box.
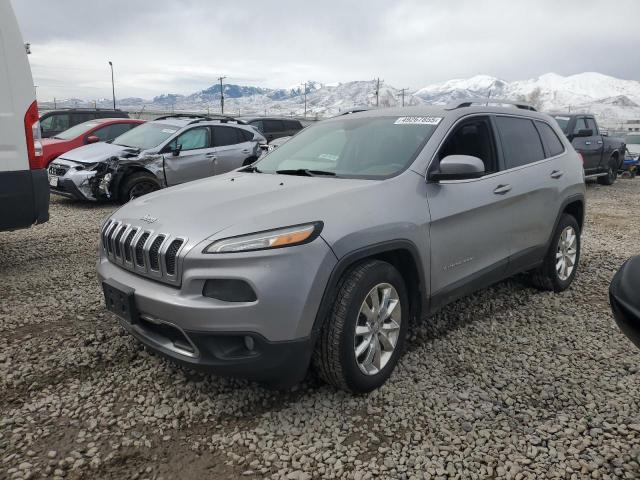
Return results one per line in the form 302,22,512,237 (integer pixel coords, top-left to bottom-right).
495,116,545,169
437,117,498,174
174,127,210,151
585,118,598,135
263,119,284,133
72,113,95,125
107,123,135,139
240,129,254,142
535,121,565,158
90,125,111,141
41,114,70,133
573,117,588,134
213,126,243,147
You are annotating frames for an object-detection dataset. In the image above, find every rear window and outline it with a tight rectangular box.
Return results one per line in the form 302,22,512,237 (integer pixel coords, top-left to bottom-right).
535,121,565,157
553,116,571,134
495,116,545,169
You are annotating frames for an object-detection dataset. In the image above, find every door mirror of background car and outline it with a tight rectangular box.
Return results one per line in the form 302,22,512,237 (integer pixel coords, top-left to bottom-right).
86,135,100,144
429,155,485,182
610,256,640,349
171,144,182,156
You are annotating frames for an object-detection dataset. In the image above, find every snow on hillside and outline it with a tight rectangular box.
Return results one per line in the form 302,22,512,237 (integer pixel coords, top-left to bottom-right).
40,73,640,126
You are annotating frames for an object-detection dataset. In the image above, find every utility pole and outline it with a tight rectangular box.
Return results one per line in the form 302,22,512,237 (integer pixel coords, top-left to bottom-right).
398,88,409,107
33,85,38,102
54,97,57,109
486,89,492,106
302,82,307,118
218,76,226,114
108,61,116,109
374,78,381,107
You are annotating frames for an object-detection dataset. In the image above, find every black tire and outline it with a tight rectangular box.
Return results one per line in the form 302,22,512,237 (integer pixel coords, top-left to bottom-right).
242,156,258,166
529,214,580,292
597,157,618,185
313,259,409,393
119,172,161,203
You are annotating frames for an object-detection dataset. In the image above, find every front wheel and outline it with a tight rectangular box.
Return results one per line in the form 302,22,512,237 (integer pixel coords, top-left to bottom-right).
529,214,580,292
119,172,161,203
597,158,618,185
313,260,409,393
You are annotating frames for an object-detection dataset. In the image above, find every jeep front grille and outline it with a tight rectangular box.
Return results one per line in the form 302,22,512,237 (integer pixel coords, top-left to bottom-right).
101,220,187,286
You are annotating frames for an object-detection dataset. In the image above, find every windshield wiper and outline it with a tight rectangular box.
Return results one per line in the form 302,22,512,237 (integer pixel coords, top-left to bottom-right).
275,169,336,177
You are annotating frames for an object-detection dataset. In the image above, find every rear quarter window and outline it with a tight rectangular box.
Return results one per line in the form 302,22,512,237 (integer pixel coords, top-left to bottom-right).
263,119,284,132
535,121,565,157
495,116,545,169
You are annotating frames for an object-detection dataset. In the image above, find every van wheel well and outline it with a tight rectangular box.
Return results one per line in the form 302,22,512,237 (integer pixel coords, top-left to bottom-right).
563,200,584,231
368,249,422,323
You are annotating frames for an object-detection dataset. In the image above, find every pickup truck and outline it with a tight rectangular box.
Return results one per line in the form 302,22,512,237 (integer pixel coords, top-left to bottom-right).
551,113,626,185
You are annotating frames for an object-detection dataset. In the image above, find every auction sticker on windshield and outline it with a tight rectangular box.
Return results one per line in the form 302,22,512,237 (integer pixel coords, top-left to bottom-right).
394,116,442,125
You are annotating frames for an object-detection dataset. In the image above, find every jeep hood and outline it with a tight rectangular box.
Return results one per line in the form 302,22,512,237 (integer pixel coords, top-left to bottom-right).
110,172,380,246
58,142,138,163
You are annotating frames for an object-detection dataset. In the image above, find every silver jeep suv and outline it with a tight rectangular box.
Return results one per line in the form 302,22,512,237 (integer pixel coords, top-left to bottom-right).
98,101,585,392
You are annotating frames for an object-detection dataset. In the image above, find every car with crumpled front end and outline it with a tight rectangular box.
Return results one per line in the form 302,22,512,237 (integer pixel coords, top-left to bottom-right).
98,101,586,392
48,115,265,202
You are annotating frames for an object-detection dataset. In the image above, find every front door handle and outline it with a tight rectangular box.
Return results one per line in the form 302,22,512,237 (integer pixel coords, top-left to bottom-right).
550,170,564,179
493,184,512,195
205,153,217,159
241,149,250,154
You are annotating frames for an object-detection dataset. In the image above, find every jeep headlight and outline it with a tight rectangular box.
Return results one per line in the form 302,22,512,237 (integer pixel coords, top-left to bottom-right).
204,222,323,253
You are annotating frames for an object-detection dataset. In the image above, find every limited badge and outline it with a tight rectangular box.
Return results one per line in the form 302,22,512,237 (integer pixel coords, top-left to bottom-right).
394,116,442,125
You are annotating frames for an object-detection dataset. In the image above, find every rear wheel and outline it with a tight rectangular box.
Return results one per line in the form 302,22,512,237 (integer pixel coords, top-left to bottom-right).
597,157,618,185
119,172,160,203
313,260,409,393
529,214,580,292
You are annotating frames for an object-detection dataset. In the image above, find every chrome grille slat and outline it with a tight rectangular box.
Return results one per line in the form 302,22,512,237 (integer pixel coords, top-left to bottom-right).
103,221,187,286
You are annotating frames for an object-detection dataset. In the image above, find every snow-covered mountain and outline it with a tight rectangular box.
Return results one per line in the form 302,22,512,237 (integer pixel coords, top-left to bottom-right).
39,73,640,128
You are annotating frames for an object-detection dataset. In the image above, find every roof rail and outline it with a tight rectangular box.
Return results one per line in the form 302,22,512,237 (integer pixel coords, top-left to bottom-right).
154,113,212,121
188,116,248,125
446,99,537,111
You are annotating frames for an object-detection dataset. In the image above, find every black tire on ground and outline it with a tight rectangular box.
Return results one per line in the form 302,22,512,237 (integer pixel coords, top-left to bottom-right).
312,259,409,393
242,156,258,166
597,157,618,185
119,172,161,203
529,213,581,292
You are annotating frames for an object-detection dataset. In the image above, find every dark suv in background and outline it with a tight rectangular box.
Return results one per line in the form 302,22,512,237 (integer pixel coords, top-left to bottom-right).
244,117,303,142
39,108,130,138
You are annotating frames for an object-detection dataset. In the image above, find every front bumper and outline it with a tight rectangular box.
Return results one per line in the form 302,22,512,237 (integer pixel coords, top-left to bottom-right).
48,160,99,201
97,238,337,385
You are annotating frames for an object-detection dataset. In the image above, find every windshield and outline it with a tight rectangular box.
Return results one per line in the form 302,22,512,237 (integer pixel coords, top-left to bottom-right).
53,121,101,140
112,122,178,150
553,116,571,134
254,116,440,179
625,135,640,145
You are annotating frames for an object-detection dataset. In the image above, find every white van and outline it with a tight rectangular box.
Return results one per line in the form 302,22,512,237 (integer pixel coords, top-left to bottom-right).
0,0,49,232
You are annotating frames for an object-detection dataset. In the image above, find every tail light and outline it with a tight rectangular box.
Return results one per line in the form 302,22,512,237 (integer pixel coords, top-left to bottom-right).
24,100,42,169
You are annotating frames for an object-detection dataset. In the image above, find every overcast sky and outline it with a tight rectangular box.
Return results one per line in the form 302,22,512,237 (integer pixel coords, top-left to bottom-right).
11,0,640,101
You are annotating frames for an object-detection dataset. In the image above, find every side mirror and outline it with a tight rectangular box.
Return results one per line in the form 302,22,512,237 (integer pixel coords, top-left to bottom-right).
86,135,100,144
573,129,593,138
429,155,485,182
171,144,182,156
610,256,640,349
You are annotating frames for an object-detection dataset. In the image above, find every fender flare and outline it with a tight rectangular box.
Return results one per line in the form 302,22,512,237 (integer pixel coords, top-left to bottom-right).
545,193,585,251
311,239,428,336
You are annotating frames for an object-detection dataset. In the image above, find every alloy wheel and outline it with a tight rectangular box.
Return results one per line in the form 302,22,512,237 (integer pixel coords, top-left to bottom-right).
556,226,577,281
354,283,401,375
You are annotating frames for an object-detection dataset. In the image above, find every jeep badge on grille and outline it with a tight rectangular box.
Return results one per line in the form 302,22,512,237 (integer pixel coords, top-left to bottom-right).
140,214,158,224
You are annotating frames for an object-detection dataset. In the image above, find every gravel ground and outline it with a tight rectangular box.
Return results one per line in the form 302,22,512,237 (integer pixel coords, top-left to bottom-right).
2,180,640,480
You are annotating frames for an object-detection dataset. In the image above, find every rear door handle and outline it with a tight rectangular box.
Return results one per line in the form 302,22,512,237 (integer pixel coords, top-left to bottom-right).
205,153,217,159
550,170,564,179
241,149,250,154
585,141,591,145
597,140,603,144
493,184,512,195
